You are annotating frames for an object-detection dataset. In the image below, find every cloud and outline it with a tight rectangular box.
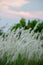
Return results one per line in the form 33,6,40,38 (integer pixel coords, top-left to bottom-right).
0,0,43,19
0,7,43,19
0,0,29,19
0,0,29,8
0,0,29,15
31,12,43,19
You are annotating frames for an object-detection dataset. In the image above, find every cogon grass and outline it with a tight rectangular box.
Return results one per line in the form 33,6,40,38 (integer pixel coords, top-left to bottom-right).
0,23,43,65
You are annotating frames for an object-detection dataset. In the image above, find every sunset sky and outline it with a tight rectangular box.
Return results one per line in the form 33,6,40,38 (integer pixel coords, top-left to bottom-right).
0,0,43,28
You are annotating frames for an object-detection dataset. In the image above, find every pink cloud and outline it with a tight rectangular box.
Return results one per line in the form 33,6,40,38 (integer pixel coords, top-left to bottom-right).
0,10,43,19
0,0,43,19
31,12,43,19
0,0,29,7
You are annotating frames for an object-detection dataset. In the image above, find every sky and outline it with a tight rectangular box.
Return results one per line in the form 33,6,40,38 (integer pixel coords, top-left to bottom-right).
0,0,43,29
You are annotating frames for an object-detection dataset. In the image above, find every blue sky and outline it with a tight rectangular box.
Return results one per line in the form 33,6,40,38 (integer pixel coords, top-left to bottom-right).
0,0,43,28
